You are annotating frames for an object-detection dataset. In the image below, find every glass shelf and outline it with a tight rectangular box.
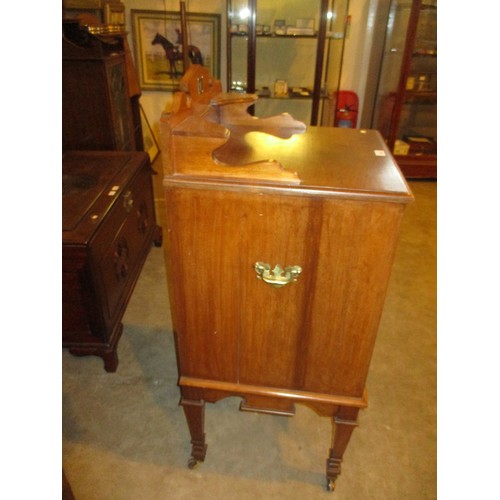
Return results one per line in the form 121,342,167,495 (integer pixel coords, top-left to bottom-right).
226,0,349,126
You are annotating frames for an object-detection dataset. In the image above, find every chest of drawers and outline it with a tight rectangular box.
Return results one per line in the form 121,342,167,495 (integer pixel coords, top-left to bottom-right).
62,151,162,372
161,67,413,490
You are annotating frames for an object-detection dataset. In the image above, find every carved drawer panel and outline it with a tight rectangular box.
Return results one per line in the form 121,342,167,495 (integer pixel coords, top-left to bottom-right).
97,167,156,324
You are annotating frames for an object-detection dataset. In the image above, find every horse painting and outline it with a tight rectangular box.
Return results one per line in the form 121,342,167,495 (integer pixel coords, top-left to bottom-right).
151,32,203,79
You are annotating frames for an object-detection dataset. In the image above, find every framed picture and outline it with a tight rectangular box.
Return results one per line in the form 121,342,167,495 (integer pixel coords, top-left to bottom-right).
131,10,221,91
140,105,160,163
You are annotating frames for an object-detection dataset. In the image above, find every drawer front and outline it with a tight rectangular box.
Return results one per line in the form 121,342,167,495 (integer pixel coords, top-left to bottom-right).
94,166,156,328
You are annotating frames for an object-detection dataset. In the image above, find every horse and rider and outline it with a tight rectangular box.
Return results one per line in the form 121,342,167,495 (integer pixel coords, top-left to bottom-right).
152,30,203,78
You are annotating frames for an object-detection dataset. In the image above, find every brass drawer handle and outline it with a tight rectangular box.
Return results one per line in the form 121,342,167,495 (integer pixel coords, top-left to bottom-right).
123,190,134,213
254,262,302,288
114,238,129,279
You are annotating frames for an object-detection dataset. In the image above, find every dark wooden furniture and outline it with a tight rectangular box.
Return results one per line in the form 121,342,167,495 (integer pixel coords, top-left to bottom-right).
62,20,142,151
160,67,413,490
371,0,437,178
62,151,162,372
62,0,126,26
62,469,75,500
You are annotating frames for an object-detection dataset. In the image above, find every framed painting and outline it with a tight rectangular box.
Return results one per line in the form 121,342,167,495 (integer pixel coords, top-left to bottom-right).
131,10,221,91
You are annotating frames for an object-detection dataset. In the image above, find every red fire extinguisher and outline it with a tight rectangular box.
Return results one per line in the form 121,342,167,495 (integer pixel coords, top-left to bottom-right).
334,91,359,128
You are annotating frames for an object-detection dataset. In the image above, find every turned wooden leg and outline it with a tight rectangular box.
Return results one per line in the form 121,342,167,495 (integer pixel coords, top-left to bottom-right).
101,349,119,372
326,406,360,491
180,398,207,468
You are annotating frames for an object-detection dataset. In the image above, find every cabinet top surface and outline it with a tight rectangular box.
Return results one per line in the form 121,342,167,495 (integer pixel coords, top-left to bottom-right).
225,126,412,198
62,151,149,241
168,121,413,202
161,68,413,203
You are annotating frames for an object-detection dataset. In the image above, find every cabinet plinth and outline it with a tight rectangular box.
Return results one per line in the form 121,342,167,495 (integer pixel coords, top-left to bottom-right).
161,66,413,490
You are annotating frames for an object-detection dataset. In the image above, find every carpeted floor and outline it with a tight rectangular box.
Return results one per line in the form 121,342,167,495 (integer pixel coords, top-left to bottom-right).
62,175,436,499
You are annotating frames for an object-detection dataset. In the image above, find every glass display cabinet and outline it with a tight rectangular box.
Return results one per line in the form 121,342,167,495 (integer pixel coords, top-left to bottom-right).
226,0,350,125
371,0,437,178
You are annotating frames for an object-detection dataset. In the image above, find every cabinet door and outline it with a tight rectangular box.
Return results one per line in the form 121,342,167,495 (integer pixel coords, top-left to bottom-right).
238,195,404,397
164,187,241,382
166,186,405,398
302,199,405,398
62,56,133,151
371,0,437,176
372,0,414,139
394,1,437,150
236,192,315,388
165,187,313,385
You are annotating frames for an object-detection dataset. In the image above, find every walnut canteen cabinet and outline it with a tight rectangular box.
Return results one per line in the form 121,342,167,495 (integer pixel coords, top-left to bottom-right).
161,66,414,491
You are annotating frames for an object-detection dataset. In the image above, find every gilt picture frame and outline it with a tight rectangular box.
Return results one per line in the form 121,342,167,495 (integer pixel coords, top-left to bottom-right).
131,10,221,91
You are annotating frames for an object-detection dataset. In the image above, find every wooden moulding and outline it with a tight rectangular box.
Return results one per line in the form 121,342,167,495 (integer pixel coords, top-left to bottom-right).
160,64,305,185
179,376,368,418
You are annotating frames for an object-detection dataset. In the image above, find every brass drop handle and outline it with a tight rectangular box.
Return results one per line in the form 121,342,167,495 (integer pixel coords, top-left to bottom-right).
254,262,302,288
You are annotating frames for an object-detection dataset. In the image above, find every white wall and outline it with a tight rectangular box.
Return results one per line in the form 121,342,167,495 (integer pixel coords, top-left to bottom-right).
338,0,379,127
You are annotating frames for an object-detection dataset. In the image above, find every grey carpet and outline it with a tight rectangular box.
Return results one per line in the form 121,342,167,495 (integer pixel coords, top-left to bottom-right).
63,180,436,499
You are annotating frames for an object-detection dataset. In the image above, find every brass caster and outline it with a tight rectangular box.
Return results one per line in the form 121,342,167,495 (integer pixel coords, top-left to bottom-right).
187,457,199,470
327,479,336,492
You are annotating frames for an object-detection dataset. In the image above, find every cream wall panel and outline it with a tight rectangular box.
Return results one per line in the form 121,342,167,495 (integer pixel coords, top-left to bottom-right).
124,0,226,138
